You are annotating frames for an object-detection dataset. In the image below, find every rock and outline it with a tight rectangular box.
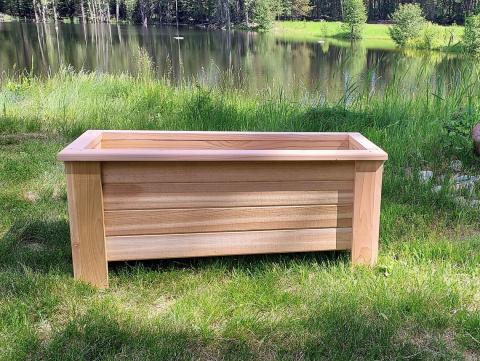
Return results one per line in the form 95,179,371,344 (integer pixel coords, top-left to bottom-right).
454,175,471,183
470,199,480,207
450,159,462,172
419,170,433,183
473,123,480,156
453,175,479,193
432,185,442,193
454,180,476,193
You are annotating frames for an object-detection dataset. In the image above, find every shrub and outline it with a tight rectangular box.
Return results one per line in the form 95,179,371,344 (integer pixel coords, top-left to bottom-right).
389,4,426,46
254,0,276,31
342,0,367,39
463,14,480,55
413,22,445,50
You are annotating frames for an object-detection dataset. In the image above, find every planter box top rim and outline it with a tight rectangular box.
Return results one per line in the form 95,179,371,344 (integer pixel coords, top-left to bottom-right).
57,130,388,162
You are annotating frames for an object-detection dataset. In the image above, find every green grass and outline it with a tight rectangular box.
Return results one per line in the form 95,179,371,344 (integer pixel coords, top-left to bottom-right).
1,70,480,360
273,21,465,51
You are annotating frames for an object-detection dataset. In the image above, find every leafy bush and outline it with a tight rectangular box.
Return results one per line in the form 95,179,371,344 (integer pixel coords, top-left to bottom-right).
442,111,476,158
254,0,276,31
389,4,426,46
413,22,446,50
463,14,480,55
342,0,367,39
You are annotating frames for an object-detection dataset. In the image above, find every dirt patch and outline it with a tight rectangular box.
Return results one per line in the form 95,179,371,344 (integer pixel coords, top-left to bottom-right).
464,349,480,361
23,190,40,203
25,242,45,252
37,319,53,342
150,296,175,315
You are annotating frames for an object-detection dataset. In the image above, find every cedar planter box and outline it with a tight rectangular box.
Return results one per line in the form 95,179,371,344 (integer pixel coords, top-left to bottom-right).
58,131,387,287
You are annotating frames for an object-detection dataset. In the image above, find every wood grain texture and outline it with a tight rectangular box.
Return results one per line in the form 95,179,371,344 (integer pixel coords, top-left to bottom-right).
106,227,353,261
351,160,384,266
101,161,355,184
100,139,349,150
58,131,387,279
103,181,354,210
104,205,353,236
101,130,351,141
65,161,108,287
60,148,388,162
58,131,388,162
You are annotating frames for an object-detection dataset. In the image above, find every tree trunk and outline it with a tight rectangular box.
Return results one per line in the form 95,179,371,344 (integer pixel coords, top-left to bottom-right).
32,0,40,23
116,0,120,22
52,0,58,24
226,0,231,29
80,0,86,23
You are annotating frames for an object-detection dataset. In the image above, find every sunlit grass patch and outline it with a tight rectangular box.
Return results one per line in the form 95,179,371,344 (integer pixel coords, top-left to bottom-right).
0,71,479,359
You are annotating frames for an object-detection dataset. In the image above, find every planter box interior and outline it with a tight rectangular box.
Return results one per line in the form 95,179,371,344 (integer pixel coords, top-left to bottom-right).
58,131,388,287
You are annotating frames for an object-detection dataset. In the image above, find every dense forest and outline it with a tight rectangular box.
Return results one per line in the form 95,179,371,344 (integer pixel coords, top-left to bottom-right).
0,0,479,28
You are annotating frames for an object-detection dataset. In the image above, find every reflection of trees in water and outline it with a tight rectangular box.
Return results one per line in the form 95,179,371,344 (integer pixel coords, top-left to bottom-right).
0,22,475,101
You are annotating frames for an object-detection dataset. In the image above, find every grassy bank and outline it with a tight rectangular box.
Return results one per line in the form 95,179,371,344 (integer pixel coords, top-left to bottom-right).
1,71,480,360
273,21,464,51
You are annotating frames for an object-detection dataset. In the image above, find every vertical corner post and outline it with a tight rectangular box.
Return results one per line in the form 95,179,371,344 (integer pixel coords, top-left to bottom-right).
65,161,108,287
351,160,384,266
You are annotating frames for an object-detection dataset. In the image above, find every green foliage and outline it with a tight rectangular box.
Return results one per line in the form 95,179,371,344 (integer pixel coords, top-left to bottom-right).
253,0,277,31
1,0,478,30
441,111,477,157
282,0,313,19
389,4,426,47
1,71,480,359
341,0,367,40
463,14,480,55
409,22,447,50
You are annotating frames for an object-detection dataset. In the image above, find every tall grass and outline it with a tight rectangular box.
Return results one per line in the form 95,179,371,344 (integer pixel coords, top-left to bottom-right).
1,66,480,359
1,65,480,223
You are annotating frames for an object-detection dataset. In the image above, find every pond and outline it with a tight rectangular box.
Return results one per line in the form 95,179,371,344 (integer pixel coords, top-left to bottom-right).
0,22,474,99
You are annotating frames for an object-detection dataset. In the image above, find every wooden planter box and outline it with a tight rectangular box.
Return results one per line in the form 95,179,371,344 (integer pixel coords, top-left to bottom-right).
58,131,387,287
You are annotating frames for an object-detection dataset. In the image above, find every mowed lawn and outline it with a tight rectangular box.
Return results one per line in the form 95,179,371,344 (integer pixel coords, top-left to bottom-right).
272,21,464,50
0,72,479,360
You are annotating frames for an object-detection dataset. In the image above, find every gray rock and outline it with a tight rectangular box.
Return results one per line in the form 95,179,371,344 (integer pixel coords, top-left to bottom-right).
419,170,433,183
470,199,480,207
454,180,476,192
454,175,471,183
450,159,462,172
432,185,442,193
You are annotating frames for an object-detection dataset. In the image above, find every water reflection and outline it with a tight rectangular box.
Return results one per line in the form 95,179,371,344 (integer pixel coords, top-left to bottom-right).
0,22,474,99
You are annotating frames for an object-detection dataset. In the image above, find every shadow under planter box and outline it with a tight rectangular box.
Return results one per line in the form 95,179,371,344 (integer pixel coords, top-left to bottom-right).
58,131,388,287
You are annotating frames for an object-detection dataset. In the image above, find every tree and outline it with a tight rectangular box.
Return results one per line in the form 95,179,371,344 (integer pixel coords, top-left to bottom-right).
389,4,426,46
253,0,276,31
464,14,480,55
283,0,312,19
342,0,367,39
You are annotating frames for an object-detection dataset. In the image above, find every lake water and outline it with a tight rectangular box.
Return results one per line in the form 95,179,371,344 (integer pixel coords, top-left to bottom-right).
0,22,474,99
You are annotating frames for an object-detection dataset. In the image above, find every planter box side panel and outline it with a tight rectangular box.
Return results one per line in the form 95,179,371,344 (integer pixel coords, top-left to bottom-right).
101,161,355,261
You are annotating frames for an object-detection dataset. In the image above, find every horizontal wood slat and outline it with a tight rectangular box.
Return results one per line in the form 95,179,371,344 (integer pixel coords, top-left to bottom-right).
106,227,352,261
102,161,355,184
104,205,353,236
104,190,353,210
101,131,351,142
103,181,354,210
100,139,349,150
